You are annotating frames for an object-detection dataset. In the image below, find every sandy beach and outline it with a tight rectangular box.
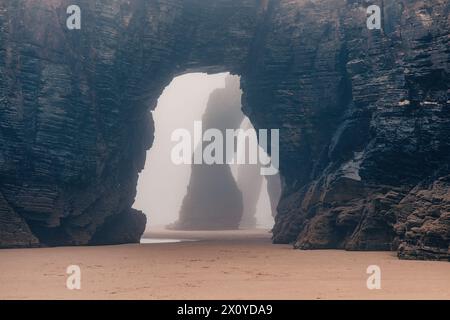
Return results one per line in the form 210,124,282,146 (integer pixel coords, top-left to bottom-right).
0,228,448,300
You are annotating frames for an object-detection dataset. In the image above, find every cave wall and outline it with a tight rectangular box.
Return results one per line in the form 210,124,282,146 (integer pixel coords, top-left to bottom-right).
0,0,448,260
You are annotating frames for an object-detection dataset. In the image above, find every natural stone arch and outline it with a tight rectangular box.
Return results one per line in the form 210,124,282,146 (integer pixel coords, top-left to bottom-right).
0,0,270,246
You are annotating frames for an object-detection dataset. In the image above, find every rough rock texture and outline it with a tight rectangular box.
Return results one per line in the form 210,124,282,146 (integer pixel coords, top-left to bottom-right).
395,171,450,260
265,0,450,261
0,192,39,248
0,0,448,259
90,208,146,245
172,75,244,230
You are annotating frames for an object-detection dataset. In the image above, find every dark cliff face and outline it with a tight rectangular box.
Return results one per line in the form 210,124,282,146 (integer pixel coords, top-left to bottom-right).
264,0,450,261
0,0,448,260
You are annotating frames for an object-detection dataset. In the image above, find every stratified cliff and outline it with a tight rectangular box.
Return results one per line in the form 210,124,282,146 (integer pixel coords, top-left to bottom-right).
0,0,263,247
0,0,448,260
263,0,450,261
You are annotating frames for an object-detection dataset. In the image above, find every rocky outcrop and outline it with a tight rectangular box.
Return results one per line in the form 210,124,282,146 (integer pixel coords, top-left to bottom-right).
0,192,39,248
395,171,450,260
0,0,448,259
90,208,146,245
236,119,282,228
265,0,450,261
173,75,244,230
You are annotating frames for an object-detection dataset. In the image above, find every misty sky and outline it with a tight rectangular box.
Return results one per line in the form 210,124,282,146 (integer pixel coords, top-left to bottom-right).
133,73,274,230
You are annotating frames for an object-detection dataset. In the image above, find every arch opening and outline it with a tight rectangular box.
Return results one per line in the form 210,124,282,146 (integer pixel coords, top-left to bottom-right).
133,72,280,236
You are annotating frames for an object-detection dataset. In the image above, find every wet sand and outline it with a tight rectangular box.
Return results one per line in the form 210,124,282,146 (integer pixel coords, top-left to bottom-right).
0,228,448,300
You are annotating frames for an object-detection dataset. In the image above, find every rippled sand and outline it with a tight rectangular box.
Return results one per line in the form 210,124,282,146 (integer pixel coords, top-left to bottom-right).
0,228,448,300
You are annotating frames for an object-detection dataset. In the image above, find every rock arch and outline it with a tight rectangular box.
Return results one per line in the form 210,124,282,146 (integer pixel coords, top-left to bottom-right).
0,0,269,246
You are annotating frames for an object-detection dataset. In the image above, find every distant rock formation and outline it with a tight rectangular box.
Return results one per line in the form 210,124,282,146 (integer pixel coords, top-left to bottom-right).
171,75,245,230
266,173,281,218
236,154,264,229
236,119,281,228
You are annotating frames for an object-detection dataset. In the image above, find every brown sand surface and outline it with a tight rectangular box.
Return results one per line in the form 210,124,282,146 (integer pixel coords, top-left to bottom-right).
0,228,448,300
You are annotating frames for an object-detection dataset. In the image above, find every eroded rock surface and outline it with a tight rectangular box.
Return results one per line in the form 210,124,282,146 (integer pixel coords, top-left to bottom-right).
395,172,450,260
0,0,448,259
266,0,450,261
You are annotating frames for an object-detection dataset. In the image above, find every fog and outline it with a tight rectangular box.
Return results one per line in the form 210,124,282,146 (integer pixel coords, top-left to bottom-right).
133,72,275,230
